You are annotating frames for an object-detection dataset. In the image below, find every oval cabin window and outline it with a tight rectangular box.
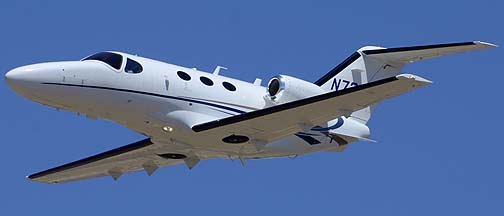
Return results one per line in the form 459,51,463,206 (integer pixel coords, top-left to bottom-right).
222,82,236,91
177,71,191,81
200,76,214,86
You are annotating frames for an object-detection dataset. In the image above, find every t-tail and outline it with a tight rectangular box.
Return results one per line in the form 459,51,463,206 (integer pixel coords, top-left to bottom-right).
315,41,497,124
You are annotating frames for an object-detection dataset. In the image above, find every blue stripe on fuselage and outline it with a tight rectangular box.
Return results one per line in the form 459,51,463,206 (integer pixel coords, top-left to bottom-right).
42,82,248,114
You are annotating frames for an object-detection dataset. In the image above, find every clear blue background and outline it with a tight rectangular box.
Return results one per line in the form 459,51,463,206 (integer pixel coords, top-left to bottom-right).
1,0,503,215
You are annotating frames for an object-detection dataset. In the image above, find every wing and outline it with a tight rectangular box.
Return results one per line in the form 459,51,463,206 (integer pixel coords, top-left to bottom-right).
27,138,189,184
192,74,431,143
362,41,497,65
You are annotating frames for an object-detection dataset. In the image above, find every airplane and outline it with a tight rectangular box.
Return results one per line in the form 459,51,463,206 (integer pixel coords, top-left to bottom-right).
5,41,496,184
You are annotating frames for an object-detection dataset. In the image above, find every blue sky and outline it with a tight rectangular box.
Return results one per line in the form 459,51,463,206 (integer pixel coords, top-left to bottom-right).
1,0,503,215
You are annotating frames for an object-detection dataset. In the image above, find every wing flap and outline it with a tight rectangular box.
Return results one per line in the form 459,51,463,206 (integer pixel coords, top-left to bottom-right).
193,74,431,142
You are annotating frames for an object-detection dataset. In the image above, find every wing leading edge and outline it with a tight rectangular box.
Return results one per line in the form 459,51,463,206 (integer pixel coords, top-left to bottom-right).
361,41,497,65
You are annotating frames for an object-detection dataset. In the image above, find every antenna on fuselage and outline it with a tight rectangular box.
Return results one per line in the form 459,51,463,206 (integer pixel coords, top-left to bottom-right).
213,66,228,75
253,78,262,86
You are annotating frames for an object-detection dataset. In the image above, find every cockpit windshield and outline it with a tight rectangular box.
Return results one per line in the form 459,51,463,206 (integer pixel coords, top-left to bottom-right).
82,52,123,70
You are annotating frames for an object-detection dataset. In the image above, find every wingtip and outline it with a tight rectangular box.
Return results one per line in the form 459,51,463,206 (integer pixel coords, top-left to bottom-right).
26,174,36,180
26,174,58,184
26,176,43,183
474,41,498,48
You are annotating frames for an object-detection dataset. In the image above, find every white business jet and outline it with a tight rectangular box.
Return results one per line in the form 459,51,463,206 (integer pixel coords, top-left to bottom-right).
5,41,496,183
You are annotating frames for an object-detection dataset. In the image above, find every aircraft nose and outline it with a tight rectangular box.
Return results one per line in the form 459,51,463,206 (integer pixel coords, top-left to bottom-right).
5,63,61,96
5,67,26,83
4,66,36,92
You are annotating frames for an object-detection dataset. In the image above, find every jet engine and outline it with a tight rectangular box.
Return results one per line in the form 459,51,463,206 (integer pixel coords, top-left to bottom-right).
266,75,326,105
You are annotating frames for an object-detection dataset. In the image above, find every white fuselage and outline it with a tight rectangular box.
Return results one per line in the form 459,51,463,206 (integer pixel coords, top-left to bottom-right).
5,51,369,160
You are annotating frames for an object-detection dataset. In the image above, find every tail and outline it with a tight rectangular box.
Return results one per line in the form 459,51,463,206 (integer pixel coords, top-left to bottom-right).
315,41,496,124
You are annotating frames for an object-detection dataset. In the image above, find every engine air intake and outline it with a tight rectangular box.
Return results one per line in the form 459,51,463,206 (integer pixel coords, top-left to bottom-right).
268,78,281,97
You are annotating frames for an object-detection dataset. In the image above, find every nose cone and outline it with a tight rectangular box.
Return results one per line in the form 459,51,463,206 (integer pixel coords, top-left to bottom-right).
5,69,13,80
5,66,37,94
5,67,28,83
6,67,26,92
5,62,64,98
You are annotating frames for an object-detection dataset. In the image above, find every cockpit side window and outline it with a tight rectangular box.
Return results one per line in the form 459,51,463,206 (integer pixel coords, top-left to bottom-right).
82,52,123,70
125,58,143,74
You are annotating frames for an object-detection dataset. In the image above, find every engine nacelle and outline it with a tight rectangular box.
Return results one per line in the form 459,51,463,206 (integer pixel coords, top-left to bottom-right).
266,75,326,105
